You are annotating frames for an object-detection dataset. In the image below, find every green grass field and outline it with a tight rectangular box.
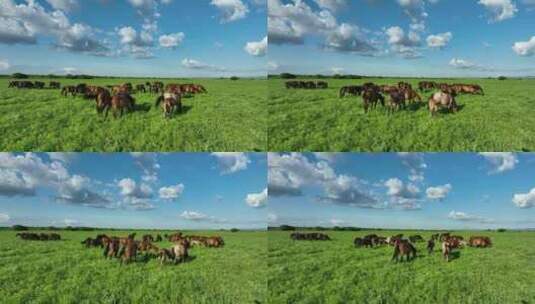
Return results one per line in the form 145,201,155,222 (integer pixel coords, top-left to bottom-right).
268,230,535,304
0,78,267,152
0,229,267,304
268,78,535,152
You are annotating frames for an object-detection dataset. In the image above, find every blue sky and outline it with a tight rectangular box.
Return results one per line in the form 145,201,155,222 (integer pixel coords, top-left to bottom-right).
268,152,535,230
268,0,535,77
0,152,267,229
0,0,267,77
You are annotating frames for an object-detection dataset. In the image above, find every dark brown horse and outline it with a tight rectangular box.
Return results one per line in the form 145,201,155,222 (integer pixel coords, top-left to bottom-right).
387,89,406,113
427,239,435,254
392,239,417,262
362,89,385,113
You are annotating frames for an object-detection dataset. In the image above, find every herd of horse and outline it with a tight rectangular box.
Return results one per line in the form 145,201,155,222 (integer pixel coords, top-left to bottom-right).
285,80,329,89
290,232,492,263
285,80,484,116
81,232,224,265
7,80,207,119
16,232,61,241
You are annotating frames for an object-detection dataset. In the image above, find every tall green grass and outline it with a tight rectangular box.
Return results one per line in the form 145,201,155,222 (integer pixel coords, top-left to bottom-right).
0,230,267,303
0,78,267,152
268,78,535,151
268,230,535,304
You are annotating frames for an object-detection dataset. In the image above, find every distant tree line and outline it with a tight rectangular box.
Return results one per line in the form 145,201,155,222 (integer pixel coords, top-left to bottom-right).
268,225,367,231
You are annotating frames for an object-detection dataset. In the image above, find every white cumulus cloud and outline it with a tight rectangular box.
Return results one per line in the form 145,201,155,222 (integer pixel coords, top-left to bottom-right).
512,187,535,208
478,0,517,22
479,152,518,173
245,188,267,208
426,184,452,200
211,0,249,23
512,36,535,56
244,36,267,56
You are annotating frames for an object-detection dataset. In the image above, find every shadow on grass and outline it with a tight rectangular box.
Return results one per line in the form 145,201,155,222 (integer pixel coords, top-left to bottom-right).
448,251,461,261
133,103,152,112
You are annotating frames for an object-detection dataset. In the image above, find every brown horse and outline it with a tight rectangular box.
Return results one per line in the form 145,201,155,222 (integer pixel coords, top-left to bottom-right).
119,236,137,264
403,88,422,104
362,89,385,113
468,236,492,248
106,93,135,118
96,90,112,114
388,89,406,113
392,239,417,262
205,236,224,248
103,237,120,259
427,239,435,254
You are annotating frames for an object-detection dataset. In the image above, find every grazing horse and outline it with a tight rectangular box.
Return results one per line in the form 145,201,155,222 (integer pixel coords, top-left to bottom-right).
316,81,328,89
380,85,399,95
119,237,137,264
468,236,492,248
160,92,182,118
428,91,457,116
290,232,331,241
387,89,406,113
398,81,412,91
135,84,146,93
403,88,422,104
96,90,112,114
442,240,452,262
61,86,76,97
167,232,183,242
103,237,120,259
158,248,175,265
427,239,435,254
106,93,135,118
418,81,436,92
339,85,363,97
362,89,385,113
172,239,190,264
392,239,417,262
439,233,450,242
205,236,224,248
354,237,373,248
49,81,61,89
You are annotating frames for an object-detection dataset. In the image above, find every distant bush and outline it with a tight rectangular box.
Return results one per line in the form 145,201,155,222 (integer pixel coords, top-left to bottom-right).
280,73,297,79
498,76,507,80
497,228,507,232
230,76,239,81
12,225,29,231
230,228,239,232
280,225,296,231
12,73,29,79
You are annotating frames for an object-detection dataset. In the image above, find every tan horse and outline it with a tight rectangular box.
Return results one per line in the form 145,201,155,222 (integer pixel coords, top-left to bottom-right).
428,91,458,116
